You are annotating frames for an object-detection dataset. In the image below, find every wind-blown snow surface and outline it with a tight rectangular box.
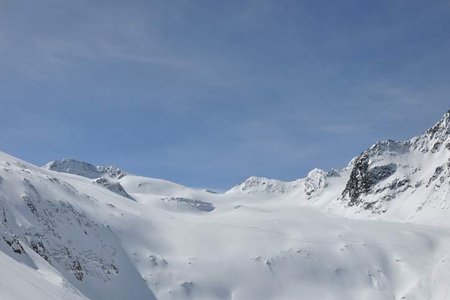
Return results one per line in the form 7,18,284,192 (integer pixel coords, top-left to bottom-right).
1,111,450,299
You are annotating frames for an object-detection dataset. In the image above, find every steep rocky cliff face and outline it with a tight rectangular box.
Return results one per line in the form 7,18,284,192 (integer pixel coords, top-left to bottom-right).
341,141,406,208
339,111,450,217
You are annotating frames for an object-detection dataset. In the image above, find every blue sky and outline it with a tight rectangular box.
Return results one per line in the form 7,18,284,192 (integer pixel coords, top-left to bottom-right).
1,0,449,189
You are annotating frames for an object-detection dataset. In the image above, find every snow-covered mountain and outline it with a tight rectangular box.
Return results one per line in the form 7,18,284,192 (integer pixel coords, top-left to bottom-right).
228,110,450,226
1,110,450,299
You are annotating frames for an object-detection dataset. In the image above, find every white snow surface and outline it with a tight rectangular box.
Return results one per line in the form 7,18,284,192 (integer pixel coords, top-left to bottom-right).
1,110,449,299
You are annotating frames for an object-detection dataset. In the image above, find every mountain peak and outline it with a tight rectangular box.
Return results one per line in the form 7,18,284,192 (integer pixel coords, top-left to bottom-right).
44,158,126,179
427,109,450,136
368,140,411,156
227,176,302,194
411,109,450,153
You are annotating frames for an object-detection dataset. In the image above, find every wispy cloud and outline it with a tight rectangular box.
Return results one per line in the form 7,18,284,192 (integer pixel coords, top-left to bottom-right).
0,1,188,79
317,124,364,134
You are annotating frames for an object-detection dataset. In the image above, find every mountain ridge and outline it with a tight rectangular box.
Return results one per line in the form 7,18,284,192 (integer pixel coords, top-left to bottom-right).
1,110,449,299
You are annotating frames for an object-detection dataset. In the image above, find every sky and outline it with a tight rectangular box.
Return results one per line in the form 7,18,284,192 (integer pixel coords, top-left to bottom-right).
1,0,449,190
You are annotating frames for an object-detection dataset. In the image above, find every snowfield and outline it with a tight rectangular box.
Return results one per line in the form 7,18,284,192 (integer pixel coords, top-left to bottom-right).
1,110,450,299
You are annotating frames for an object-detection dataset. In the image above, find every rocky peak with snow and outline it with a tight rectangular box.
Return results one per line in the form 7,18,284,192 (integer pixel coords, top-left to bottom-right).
411,110,450,153
227,169,331,199
366,140,411,156
44,158,126,180
304,169,328,197
44,159,132,199
426,109,450,138
227,176,302,194
340,110,450,214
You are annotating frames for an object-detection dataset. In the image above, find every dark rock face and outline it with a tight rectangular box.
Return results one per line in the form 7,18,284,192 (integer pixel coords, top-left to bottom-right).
427,166,444,187
3,235,24,254
93,178,134,200
45,159,126,180
72,260,84,281
342,153,397,206
338,110,450,213
161,197,215,212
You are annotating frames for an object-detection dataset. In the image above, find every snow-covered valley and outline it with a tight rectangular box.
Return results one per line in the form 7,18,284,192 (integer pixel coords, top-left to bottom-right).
1,110,450,299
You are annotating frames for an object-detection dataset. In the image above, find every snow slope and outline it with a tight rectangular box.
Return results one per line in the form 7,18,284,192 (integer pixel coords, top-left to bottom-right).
0,110,449,299
0,153,156,300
